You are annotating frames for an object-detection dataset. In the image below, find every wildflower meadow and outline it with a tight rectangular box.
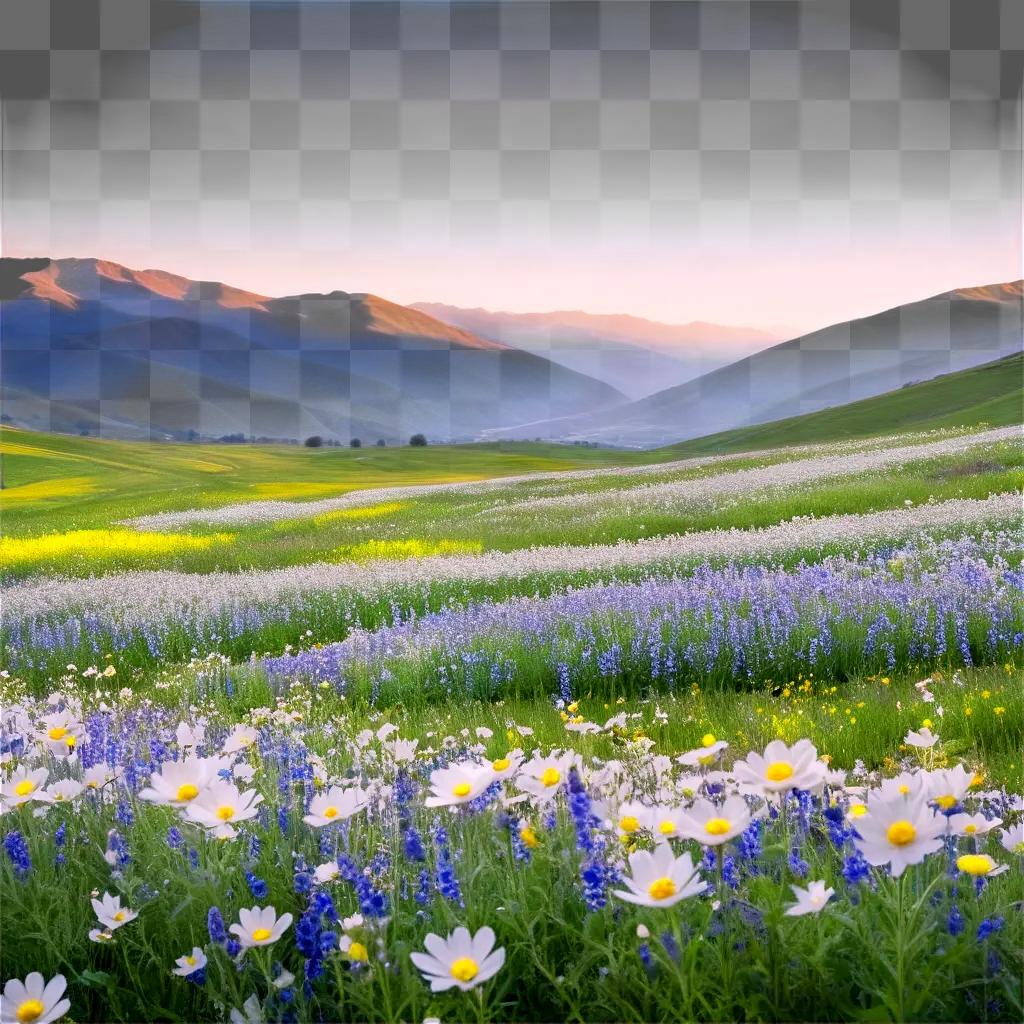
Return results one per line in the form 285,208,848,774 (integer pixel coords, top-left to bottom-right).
1,423,1022,1023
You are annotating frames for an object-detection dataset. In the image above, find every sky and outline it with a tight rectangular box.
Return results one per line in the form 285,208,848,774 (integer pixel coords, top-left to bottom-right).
1,0,1021,335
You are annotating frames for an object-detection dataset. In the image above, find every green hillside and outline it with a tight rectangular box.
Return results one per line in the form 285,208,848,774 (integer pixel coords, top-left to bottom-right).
0,426,665,533
664,352,1022,456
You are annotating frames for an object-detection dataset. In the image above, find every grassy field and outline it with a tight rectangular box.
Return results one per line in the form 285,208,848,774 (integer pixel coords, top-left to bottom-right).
2,399,1022,1024
0,426,664,533
665,352,1023,457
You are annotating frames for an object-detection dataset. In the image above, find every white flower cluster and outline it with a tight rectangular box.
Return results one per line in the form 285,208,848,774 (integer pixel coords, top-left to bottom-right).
120,426,1013,531
495,427,1021,517
3,493,1019,639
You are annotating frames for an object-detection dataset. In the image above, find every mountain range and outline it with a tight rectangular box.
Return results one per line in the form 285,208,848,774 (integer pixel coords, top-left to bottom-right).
480,280,1023,446
0,258,622,442
410,303,784,398
2,257,1019,448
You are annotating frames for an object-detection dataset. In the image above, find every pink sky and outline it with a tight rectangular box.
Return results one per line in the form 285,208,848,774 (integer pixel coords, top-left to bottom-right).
4,208,1021,337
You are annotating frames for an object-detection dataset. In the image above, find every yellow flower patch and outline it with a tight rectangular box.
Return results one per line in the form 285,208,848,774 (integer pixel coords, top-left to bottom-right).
0,476,98,503
312,502,406,526
1,529,235,569
332,538,483,562
252,482,355,499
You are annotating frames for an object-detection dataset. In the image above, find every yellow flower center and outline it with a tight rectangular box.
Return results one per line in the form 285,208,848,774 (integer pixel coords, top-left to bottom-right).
347,941,368,962
323,806,338,819
541,767,561,787
886,820,917,846
701,733,716,747
450,957,479,982
647,877,678,901
492,758,510,772
658,820,677,836
766,761,793,783
964,824,978,835
217,805,235,820
935,794,956,810
176,783,200,802
898,784,910,795
185,956,196,966
65,736,76,748
48,726,67,740
519,826,539,848
705,817,732,836
956,854,994,877
252,928,273,942
16,999,45,1023
113,911,126,922
849,804,867,818
452,783,472,797
14,780,35,797
698,754,715,766
619,815,640,834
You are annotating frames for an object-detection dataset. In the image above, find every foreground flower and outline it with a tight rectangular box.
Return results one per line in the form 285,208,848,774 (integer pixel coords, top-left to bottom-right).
303,786,368,827
172,947,208,977
424,762,495,808
1000,822,1024,855
91,893,138,931
410,926,505,992
613,845,707,908
680,795,752,846
785,880,835,916
229,906,293,949
734,739,827,794
955,854,1007,878
0,768,48,807
139,756,229,807
516,753,575,800
184,781,263,838
0,973,70,1024
853,794,945,876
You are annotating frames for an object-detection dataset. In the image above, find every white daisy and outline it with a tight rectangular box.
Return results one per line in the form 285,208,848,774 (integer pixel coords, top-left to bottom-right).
1,767,49,807
229,906,293,949
999,822,1024,855
185,781,263,839
172,947,207,977
91,892,138,931
303,786,369,827
853,793,945,877
0,972,70,1024
410,926,505,992
139,756,230,807
424,762,495,808
784,880,835,916
679,795,752,846
733,739,827,794
613,844,707,908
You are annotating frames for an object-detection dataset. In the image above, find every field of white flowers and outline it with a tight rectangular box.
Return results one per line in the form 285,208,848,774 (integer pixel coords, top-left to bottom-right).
1,425,1022,1023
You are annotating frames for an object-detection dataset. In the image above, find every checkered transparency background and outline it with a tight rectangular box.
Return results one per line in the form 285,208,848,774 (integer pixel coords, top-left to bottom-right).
0,1,1021,441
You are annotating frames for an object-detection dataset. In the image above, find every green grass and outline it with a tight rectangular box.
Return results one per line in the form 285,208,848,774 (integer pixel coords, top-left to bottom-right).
0,426,666,534
4,435,1019,581
1,667,1020,1023
663,352,1024,457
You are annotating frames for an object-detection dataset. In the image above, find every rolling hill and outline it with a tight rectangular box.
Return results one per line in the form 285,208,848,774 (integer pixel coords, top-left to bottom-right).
411,302,783,398
0,258,623,442
481,280,1023,447
662,351,1023,456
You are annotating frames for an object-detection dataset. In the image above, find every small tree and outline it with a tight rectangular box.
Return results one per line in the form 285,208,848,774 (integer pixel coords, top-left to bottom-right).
409,433,427,447
376,438,387,447
350,437,362,448
304,435,323,448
